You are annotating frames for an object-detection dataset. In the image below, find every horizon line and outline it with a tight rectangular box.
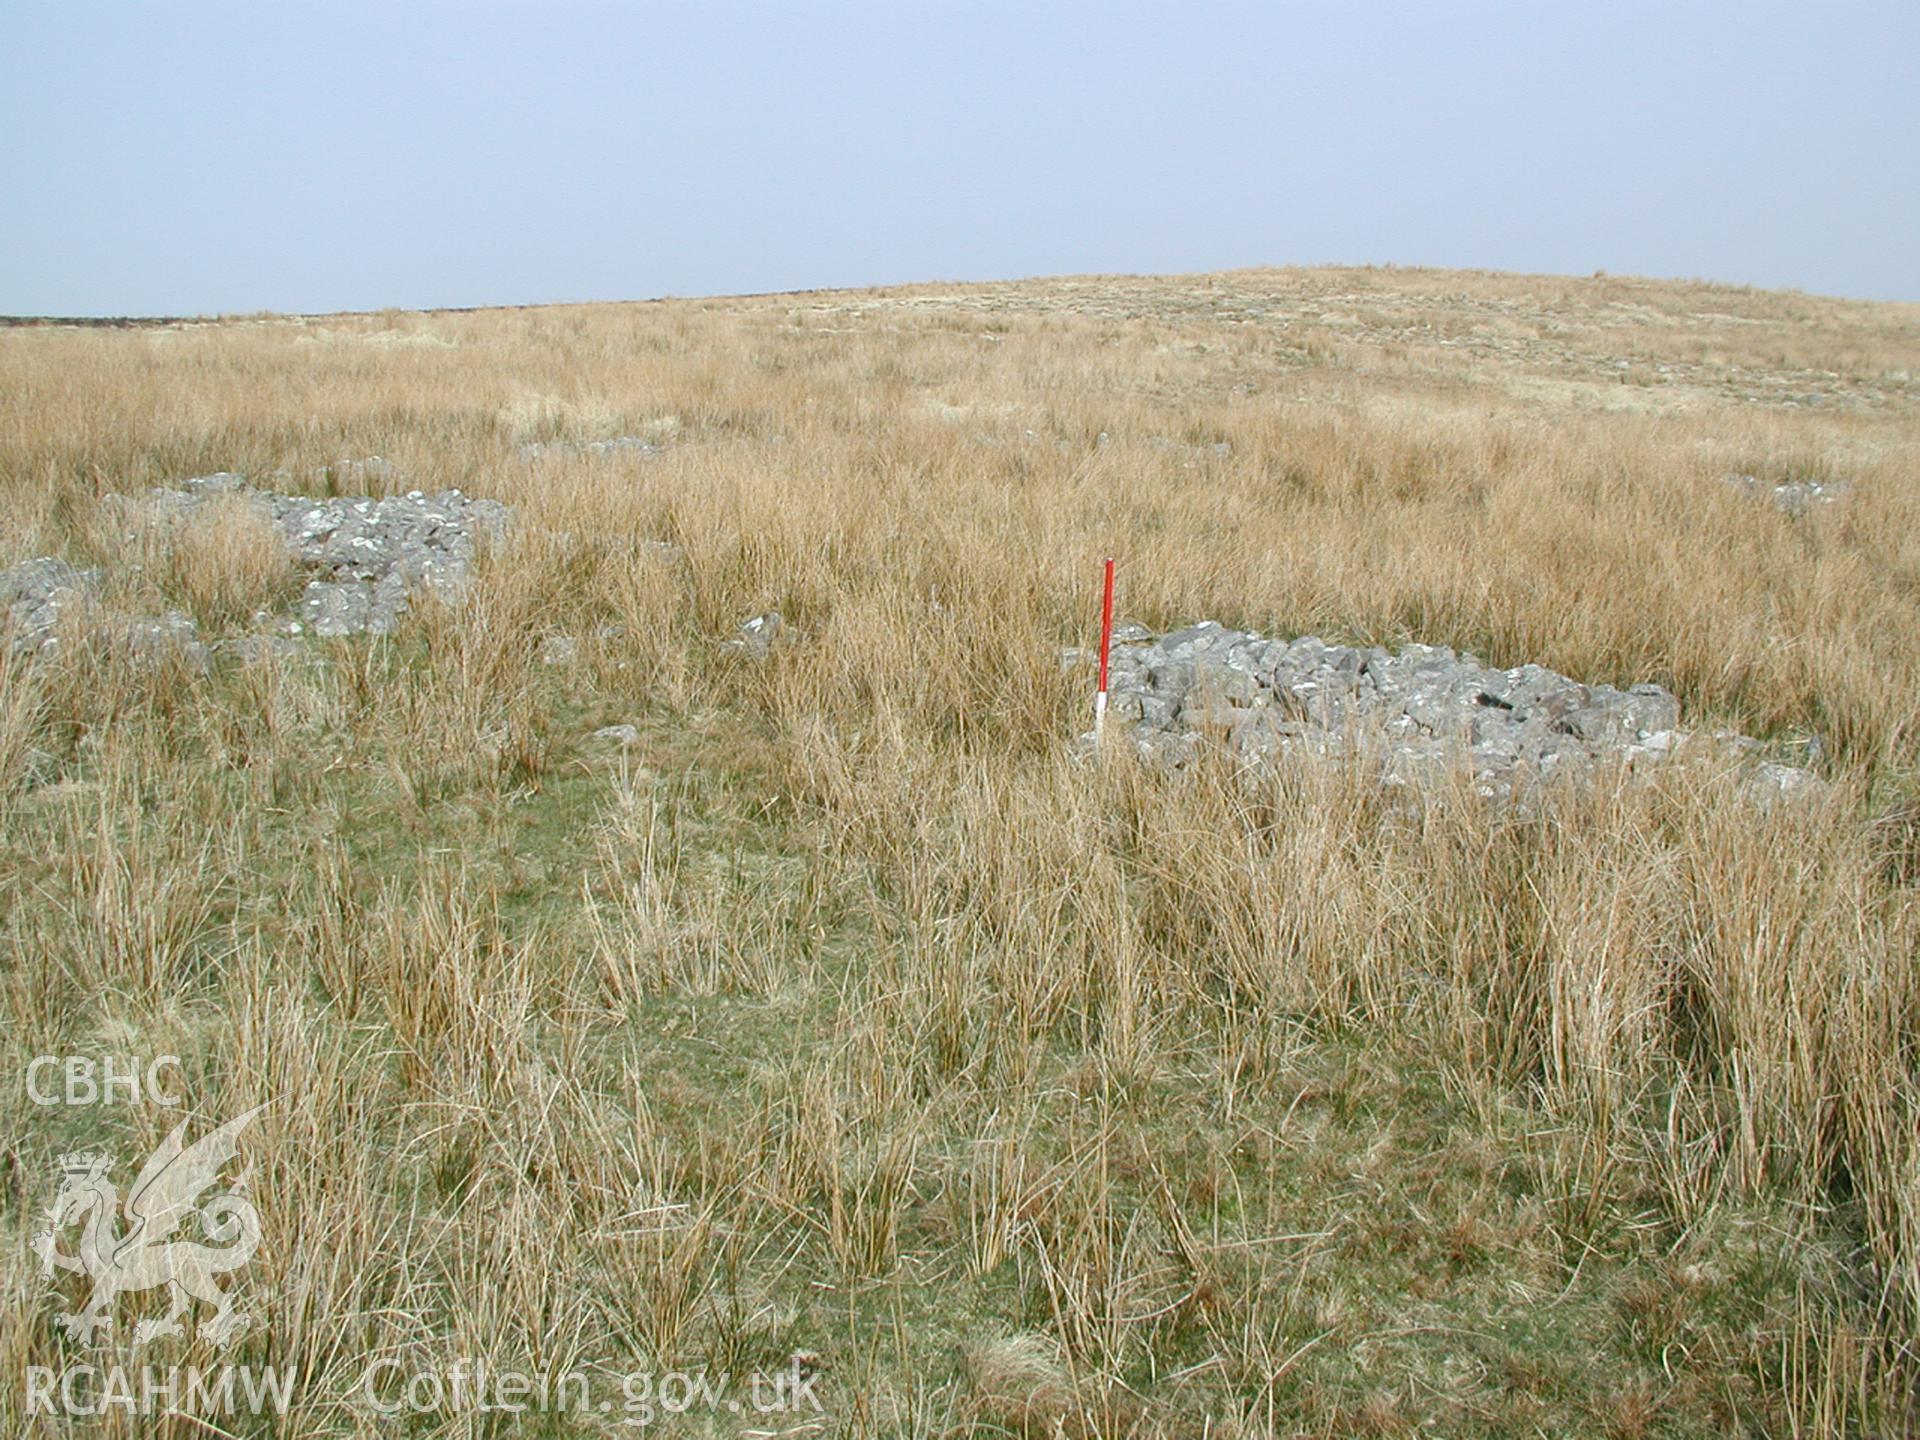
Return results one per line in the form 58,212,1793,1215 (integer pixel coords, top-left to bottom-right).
3,261,1914,327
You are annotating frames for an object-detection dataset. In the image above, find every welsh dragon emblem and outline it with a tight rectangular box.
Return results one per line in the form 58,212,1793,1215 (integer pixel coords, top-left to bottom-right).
32,1106,265,1347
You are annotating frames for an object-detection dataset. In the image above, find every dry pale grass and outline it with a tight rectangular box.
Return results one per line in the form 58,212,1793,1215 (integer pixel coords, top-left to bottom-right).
0,266,1916,1437
73,487,301,633
161,494,300,630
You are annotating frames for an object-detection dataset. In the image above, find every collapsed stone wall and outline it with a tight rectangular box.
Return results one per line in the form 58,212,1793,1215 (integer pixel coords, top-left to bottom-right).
2,468,510,658
0,556,203,662
1077,621,1819,803
117,470,510,638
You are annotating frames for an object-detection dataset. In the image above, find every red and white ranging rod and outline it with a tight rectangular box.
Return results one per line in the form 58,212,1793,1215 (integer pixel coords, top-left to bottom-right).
1095,556,1115,743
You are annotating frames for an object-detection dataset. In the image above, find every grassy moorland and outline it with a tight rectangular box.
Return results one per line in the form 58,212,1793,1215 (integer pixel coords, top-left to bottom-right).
2,267,1918,1436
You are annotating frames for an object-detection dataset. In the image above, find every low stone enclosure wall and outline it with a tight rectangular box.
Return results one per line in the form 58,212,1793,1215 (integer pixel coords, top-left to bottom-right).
2,470,508,659
129,469,511,639
4,468,1821,806
1071,622,1820,804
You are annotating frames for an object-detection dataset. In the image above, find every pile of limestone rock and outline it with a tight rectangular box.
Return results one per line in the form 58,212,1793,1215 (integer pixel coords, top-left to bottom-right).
121,470,509,637
1,467,510,656
1078,620,1819,804
0,556,203,662
1721,473,1844,516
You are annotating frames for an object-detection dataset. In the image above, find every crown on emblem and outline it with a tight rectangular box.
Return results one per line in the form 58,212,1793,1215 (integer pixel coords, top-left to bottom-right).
57,1151,110,1178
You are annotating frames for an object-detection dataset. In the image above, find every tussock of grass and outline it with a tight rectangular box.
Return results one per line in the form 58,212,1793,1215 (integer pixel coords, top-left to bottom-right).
163,493,301,630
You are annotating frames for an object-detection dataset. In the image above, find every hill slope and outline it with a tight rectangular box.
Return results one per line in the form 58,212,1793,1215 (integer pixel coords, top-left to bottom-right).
3,267,1918,1436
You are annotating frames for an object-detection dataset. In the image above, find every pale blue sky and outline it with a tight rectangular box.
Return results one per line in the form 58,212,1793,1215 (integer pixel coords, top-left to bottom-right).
2,1,1915,314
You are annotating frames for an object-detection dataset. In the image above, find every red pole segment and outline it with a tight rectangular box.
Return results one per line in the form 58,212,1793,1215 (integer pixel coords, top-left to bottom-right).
1095,556,1115,740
